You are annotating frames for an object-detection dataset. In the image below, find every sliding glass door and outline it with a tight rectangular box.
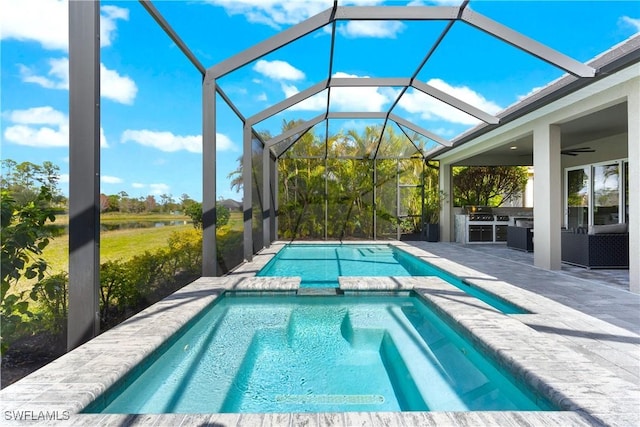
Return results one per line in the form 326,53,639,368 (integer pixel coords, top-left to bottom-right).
566,167,589,229
593,163,619,225
565,159,628,229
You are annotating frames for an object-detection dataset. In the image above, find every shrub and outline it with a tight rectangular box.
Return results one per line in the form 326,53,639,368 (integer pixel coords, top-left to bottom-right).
167,229,202,277
99,260,138,326
1,187,56,354
30,273,68,336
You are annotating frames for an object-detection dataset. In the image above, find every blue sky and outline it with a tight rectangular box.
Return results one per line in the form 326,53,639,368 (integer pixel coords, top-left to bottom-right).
1,0,639,202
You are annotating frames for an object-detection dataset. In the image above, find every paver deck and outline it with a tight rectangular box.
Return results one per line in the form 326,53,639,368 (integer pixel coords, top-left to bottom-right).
0,241,638,426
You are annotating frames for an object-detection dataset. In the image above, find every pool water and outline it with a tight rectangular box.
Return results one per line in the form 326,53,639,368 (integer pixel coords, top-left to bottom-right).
86,294,551,414
258,244,524,314
258,244,412,287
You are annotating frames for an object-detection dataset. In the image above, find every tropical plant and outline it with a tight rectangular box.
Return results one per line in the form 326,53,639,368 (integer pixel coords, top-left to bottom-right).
453,166,528,207
272,124,440,239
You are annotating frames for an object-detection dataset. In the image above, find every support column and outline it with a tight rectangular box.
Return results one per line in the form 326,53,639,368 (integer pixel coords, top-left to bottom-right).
202,78,217,276
68,0,101,350
243,124,253,261
271,155,278,241
325,158,328,241
396,159,401,240
533,123,562,270
373,158,377,240
628,80,640,293
262,148,270,247
439,162,452,242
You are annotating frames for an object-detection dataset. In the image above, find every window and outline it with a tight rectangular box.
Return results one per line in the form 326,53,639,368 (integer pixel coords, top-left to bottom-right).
565,159,628,229
566,167,589,229
593,163,620,225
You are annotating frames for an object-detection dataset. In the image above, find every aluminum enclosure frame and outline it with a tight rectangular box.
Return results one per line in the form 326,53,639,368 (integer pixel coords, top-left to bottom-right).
67,0,598,342
215,2,594,260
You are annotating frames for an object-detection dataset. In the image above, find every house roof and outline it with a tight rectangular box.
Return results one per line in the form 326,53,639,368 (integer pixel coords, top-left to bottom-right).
434,33,640,160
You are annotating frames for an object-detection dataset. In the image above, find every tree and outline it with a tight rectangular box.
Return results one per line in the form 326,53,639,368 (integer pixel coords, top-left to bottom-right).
453,166,528,207
159,193,174,213
144,195,157,212
118,191,130,213
1,183,58,353
179,194,197,211
99,194,110,212
227,155,243,194
1,160,61,207
184,202,230,229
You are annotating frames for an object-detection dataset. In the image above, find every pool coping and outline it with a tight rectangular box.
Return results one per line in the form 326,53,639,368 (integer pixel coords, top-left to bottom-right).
1,241,638,426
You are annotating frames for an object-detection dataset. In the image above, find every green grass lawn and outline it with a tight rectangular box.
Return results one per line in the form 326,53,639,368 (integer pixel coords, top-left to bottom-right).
11,211,243,295
40,224,194,273
14,223,193,295
53,212,191,225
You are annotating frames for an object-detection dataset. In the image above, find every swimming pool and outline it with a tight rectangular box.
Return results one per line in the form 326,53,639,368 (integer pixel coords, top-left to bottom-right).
258,244,524,314
85,293,552,414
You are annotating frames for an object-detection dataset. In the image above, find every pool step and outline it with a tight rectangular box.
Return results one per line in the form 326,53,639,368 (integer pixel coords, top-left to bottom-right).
297,287,340,296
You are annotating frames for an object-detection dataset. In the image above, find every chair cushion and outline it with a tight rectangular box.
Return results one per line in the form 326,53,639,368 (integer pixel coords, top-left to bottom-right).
589,223,628,234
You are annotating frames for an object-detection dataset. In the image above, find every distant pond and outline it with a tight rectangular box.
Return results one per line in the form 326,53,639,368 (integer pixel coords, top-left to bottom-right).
100,220,190,232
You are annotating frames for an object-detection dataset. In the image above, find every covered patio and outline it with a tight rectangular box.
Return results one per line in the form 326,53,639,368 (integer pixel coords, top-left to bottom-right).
434,34,639,293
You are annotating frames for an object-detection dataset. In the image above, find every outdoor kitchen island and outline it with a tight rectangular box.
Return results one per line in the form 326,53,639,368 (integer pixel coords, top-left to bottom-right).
454,206,533,245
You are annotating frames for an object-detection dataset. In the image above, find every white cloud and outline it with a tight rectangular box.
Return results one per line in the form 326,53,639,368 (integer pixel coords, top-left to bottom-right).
253,59,305,81
204,0,332,29
3,106,109,148
121,130,237,153
398,78,501,125
281,83,327,111
0,0,128,51
101,175,123,184
431,127,456,137
100,63,137,105
4,124,69,148
100,5,130,47
256,92,268,102
215,133,236,152
330,72,393,111
59,173,70,183
130,182,169,195
517,85,544,101
7,106,66,126
337,21,405,39
19,58,138,105
19,58,69,89
206,0,407,33
149,183,170,196
280,72,392,112
620,16,640,32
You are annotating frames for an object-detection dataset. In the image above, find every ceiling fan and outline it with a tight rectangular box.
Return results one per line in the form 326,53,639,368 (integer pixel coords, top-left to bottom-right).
561,147,595,156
